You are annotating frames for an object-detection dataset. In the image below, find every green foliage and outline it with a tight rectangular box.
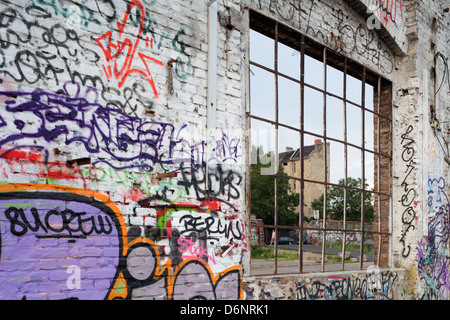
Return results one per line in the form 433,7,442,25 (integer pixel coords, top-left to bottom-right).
324,241,374,254
250,147,299,226
311,177,374,222
250,246,299,261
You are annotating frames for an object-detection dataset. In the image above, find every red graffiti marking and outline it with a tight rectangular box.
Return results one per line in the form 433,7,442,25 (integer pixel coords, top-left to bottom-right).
125,188,148,203
327,276,346,281
200,199,222,211
378,0,403,26
95,0,164,98
0,149,43,178
1,150,42,162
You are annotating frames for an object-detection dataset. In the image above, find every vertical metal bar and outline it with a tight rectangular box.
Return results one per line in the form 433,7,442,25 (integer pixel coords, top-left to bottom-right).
388,83,393,268
299,34,306,273
273,21,279,274
274,180,279,274
247,11,253,277
341,57,348,271
359,67,366,270
377,76,382,267
321,47,327,272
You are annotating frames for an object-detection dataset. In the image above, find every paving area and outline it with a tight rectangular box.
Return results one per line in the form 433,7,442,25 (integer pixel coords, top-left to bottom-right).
250,245,375,275
250,259,375,275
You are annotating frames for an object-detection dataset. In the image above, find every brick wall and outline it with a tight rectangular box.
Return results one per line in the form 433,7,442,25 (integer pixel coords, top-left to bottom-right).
0,0,448,301
391,0,450,300
0,0,245,300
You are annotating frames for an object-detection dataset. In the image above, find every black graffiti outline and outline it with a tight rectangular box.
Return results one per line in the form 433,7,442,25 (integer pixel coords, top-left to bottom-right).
399,125,416,258
177,163,242,204
292,271,398,300
257,1,394,74
0,190,127,300
3,206,114,239
178,214,243,242
0,4,190,115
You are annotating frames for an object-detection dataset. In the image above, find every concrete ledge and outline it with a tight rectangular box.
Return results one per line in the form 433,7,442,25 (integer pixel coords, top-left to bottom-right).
243,267,406,300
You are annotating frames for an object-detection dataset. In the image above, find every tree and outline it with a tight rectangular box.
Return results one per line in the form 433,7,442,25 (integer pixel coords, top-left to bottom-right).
311,177,374,221
250,148,299,226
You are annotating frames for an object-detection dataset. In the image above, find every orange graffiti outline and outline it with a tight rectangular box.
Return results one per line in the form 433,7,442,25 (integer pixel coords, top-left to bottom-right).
0,183,129,300
126,237,243,300
0,183,243,300
0,183,128,255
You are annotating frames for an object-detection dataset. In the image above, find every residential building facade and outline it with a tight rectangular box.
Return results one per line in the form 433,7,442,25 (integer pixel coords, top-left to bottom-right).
279,140,330,219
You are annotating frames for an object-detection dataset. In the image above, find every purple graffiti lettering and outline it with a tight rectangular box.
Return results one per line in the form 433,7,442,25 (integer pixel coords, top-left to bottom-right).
0,191,123,300
416,176,450,299
0,90,195,171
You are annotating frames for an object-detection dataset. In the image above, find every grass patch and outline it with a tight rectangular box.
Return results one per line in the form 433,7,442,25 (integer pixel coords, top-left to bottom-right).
251,246,299,261
323,242,374,254
252,245,356,263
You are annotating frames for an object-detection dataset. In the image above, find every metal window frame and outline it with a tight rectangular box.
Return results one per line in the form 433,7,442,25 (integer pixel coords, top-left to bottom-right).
248,10,392,276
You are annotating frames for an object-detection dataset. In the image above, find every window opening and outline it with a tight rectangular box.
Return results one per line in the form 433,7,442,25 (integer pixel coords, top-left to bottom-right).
249,11,392,275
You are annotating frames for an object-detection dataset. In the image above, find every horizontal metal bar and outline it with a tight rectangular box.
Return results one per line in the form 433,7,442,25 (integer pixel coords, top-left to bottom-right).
249,114,393,159
249,61,392,122
251,224,392,236
250,169,392,197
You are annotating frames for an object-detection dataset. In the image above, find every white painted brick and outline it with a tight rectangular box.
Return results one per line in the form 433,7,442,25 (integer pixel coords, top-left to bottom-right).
0,0,446,301
129,215,144,226
135,207,157,217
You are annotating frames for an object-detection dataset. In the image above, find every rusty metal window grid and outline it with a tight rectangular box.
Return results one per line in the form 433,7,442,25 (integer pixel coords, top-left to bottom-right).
248,10,392,275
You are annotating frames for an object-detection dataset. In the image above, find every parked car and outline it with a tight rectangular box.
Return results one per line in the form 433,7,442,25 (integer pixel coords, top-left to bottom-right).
278,237,295,245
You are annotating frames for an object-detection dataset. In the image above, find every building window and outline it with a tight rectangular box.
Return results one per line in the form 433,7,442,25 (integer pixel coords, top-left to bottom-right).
249,11,392,275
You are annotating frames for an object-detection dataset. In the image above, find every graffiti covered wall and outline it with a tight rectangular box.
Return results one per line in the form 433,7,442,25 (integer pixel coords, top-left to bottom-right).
0,0,448,301
390,0,450,300
244,268,402,300
0,0,246,299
